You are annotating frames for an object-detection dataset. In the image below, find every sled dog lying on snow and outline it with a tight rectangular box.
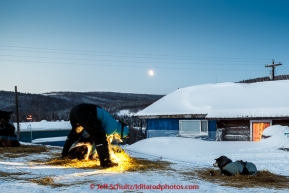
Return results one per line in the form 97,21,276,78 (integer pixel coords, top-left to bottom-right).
213,155,257,176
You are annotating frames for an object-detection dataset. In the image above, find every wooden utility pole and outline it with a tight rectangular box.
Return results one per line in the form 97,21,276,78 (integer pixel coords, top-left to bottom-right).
15,86,20,138
265,59,282,80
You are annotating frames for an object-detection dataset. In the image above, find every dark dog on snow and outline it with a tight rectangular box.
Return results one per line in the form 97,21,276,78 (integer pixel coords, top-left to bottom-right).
213,155,257,176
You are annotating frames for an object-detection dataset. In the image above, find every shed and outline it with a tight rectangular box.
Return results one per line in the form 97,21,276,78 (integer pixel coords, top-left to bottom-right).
135,80,289,141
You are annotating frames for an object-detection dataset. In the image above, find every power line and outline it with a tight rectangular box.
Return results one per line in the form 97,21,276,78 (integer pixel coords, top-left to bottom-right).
0,47,269,62
0,45,270,61
280,63,289,75
0,59,268,71
0,45,272,73
0,54,266,66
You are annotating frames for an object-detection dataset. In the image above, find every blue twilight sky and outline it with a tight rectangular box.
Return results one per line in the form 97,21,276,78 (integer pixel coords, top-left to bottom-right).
1,0,289,95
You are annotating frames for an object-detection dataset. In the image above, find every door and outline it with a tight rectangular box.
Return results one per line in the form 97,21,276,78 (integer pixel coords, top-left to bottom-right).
251,122,271,141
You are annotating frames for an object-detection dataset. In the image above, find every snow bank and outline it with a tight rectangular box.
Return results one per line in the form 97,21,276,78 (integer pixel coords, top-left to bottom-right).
14,121,71,131
32,136,67,143
263,125,285,136
260,125,289,148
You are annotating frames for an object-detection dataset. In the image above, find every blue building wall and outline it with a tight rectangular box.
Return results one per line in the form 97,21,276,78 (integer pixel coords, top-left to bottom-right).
146,118,179,137
147,119,179,130
208,120,217,140
146,118,217,139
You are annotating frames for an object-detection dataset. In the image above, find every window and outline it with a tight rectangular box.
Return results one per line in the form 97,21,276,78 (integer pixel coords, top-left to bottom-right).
201,120,208,133
179,120,208,137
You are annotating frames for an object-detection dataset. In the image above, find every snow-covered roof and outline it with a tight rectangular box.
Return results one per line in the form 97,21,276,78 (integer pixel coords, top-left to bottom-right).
136,80,289,119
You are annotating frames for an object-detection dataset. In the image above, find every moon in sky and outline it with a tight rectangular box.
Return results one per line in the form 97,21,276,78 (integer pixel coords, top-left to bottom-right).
149,70,154,76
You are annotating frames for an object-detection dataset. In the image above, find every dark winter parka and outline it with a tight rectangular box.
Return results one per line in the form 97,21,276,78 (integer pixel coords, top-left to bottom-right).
0,110,20,147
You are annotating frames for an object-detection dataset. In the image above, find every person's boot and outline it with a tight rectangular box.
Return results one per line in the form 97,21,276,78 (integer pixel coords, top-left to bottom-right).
96,145,118,167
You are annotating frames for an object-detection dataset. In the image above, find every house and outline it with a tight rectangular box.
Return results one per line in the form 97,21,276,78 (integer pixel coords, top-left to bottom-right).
135,80,289,141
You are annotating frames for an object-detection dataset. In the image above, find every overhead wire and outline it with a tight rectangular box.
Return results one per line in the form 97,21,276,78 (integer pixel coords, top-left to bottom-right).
0,44,271,72
0,59,267,71
0,54,268,66
0,45,271,61
281,65,289,75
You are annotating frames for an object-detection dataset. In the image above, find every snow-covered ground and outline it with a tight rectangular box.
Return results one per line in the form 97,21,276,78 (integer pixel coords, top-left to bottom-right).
1,125,289,192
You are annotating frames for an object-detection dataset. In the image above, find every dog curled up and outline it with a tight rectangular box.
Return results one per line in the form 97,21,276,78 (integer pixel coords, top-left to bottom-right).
213,156,257,176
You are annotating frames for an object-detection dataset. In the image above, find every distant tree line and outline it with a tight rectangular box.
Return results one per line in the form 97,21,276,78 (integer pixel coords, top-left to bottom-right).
237,74,289,83
0,91,163,128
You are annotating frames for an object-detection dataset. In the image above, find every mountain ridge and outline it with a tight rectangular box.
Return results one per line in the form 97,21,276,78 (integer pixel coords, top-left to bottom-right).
0,90,164,122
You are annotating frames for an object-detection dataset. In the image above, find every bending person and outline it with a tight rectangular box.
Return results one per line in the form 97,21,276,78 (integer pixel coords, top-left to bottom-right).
61,104,129,167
